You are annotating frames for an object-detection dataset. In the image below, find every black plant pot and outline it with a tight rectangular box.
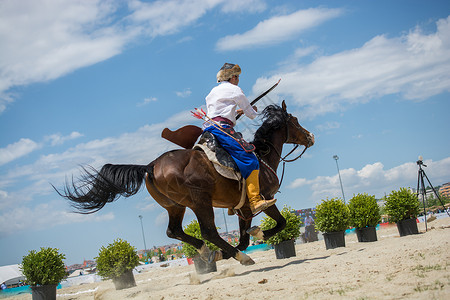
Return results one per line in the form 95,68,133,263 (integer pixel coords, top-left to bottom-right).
323,231,346,250
355,226,378,242
194,256,217,274
396,218,419,237
274,239,296,259
31,284,57,300
112,269,136,290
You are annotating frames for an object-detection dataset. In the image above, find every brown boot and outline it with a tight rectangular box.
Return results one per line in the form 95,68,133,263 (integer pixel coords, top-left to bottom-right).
246,170,276,214
249,198,277,214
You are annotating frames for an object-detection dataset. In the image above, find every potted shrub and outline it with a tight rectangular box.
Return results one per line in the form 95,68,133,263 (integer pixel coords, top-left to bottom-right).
315,198,349,249
96,238,139,290
20,247,66,300
385,187,420,236
348,193,381,242
182,219,219,274
260,205,302,259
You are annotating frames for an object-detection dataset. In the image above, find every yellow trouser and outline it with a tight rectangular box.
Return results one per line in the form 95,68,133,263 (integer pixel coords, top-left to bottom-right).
246,170,262,203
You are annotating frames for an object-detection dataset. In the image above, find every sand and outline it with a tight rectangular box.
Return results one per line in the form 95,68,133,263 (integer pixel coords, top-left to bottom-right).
10,218,450,300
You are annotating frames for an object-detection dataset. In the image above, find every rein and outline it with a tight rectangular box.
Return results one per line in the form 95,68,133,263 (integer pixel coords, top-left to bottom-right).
258,116,310,190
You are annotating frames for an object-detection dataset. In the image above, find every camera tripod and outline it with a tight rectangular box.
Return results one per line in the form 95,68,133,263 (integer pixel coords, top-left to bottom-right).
416,157,450,231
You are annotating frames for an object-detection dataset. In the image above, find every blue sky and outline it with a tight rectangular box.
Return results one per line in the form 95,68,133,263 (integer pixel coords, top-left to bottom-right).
1,0,449,266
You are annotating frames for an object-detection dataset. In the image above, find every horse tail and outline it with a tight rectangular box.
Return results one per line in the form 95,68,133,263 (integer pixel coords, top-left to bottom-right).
58,164,150,214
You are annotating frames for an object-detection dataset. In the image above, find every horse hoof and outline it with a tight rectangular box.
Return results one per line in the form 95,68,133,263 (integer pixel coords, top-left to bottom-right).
235,251,255,266
197,244,211,262
246,226,264,240
208,250,223,263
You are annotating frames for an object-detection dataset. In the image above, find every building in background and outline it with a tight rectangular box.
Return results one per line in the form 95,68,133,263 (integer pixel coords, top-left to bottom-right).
439,182,450,198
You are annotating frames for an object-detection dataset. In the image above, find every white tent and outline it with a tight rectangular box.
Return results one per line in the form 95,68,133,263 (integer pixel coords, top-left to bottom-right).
68,269,83,277
0,264,25,286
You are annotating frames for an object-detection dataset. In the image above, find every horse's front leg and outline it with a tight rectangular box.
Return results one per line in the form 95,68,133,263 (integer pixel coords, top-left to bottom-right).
233,213,252,252
247,205,286,241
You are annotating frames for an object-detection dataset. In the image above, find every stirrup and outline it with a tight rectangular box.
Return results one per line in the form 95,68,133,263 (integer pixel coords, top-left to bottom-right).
250,198,276,215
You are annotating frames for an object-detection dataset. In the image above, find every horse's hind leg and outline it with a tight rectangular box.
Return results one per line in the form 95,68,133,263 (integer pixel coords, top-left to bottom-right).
193,202,255,265
165,206,208,257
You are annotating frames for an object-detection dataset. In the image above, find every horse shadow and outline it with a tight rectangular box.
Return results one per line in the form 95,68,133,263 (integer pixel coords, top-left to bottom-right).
199,254,330,284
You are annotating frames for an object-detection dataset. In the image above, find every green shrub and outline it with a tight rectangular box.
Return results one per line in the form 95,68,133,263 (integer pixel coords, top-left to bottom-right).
348,193,381,228
20,247,66,286
385,187,420,223
96,238,139,280
315,198,349,232
260,205,302,245
182,220,220,258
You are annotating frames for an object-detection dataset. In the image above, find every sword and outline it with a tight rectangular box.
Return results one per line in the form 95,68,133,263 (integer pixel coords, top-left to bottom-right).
236,78,281,120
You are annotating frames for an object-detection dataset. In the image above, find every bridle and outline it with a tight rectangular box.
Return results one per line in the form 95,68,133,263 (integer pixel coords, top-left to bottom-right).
258,114,311,189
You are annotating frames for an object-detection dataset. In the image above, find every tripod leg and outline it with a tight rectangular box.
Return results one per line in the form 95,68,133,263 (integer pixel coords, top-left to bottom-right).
419,170,428,231
421,169,450,217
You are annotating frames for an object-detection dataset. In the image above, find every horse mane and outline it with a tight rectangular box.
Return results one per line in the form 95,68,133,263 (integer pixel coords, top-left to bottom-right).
252,104,289,153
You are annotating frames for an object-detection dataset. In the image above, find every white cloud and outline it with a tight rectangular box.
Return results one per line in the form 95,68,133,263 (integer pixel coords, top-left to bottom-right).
289,157,450,203
316,121,340,132
0,111,195,234
0,202,114,236
45,132,84,146
0,138,40,166
0,0,267,113
0,111,193,211
137,97,158,107
216,8,343,51
128,0,220,37
0,0,132,112
136,198,158,211
155,211,169,226
253,15,450,118
220,0,266,13
175,89,192,98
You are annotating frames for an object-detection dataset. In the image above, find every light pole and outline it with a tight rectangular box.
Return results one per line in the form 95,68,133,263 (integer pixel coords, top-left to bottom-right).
138,215,147,252
333,155,346,203
222,209,229,240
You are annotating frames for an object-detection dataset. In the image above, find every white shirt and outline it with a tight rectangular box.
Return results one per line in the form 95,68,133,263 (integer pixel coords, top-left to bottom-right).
205,81,258,126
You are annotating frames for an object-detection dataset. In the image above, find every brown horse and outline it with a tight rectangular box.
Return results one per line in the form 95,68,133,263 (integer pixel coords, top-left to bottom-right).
59,101,314,265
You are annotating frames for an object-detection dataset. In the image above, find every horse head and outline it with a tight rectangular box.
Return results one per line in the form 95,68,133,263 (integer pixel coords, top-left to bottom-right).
282,100,315,148
254,100,314,152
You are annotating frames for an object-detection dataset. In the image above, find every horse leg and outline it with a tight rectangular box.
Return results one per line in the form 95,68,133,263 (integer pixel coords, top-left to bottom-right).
165,205,211,259
218,216,251,260
247,205,286,241
145,172,212,261
193,204,255,265
234,217,252,252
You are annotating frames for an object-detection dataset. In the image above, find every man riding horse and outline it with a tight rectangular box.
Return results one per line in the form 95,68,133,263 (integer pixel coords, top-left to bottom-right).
58,62,314,266
203,63,276,215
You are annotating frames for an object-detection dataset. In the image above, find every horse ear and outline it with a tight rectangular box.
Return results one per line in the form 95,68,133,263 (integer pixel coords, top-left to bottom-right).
282,100,287,111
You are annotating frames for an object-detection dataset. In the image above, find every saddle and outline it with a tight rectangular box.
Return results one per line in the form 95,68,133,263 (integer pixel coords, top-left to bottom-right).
161,125,253,181
195,132,248,212
194,131,241,181
198,131,239,170
162,126,248,211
